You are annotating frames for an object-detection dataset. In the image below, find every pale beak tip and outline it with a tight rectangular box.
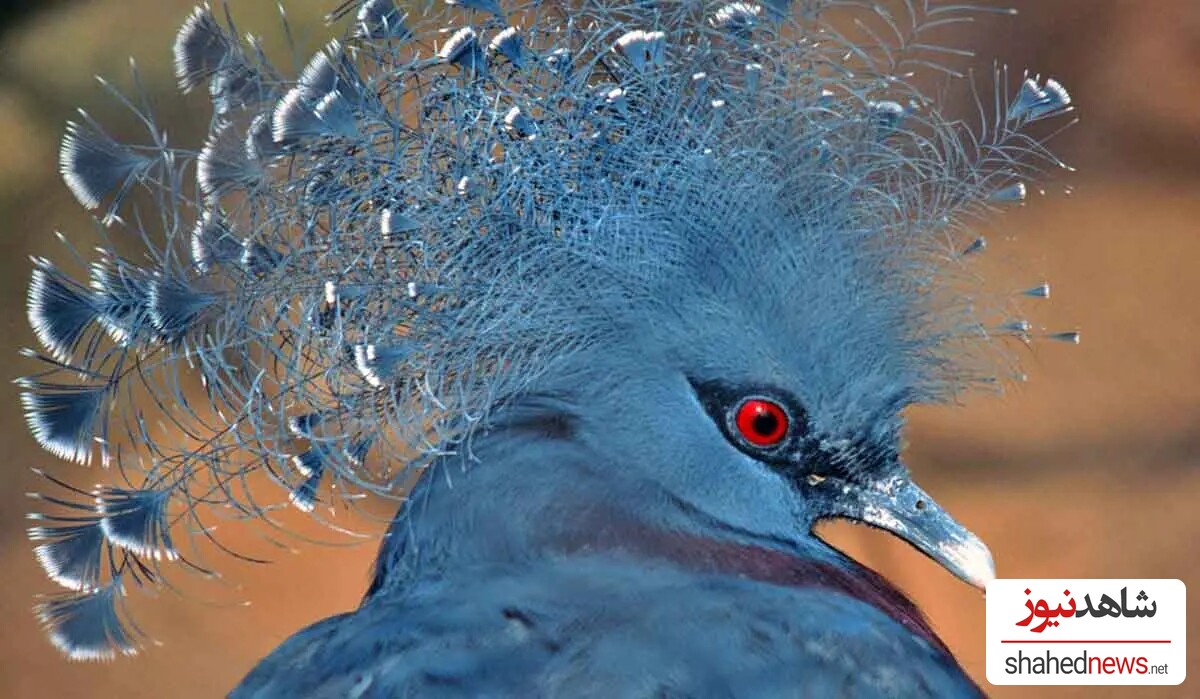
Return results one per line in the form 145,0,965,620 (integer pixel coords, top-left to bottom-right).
945,537,996,592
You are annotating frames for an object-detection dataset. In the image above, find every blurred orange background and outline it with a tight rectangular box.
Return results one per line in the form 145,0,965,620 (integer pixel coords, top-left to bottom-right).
0,1,1196,696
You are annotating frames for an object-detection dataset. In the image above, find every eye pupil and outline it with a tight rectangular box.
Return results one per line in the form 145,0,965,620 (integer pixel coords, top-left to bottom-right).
752,412,779,436
734,398,789,447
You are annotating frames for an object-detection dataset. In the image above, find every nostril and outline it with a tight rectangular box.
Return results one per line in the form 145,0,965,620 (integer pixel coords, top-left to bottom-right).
915,499,926,511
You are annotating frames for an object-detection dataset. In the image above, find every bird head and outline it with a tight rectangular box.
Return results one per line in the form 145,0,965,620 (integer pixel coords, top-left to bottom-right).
514,176,997,589
18,0,1075,659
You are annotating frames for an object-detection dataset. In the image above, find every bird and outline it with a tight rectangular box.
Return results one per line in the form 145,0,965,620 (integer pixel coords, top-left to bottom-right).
17,0,1078,694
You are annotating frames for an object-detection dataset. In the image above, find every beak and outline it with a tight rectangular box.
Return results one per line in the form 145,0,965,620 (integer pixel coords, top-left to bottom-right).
832,474,995,590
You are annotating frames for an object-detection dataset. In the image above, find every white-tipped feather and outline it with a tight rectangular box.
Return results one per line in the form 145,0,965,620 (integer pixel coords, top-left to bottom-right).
602,86,628,115
356,0,411,40
29,522,105,592
18,382,108,466
288,411,325,437
87,258,150,346
440,27,485,74
354,344,385,387
869,100,906,132
191,209,242,273
198,121,263,199
288,489,317,512
27,258,99,363
1035,78,1072,117
456,175,480,197
145,275,219,342
1009,76,1072,121
33,544,94,592
1000,319,1033,336
503,106,536,138
710,3,762,35
613,30,667,72
544,47,572,77
96,489,178,562
173,3,232,92
298,41,343,98
288,470,325,512
1022,282,1051,299
488,26,526,68
245,112,281,160
272,87,318,143
35,581,139,661
58,114,152,214
990,182,1027,203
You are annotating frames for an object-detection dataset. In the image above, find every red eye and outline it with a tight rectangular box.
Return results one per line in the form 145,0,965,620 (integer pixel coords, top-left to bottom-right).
734,398,789,447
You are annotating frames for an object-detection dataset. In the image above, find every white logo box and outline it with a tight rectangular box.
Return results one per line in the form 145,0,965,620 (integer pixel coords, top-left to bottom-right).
985,579,1186,686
